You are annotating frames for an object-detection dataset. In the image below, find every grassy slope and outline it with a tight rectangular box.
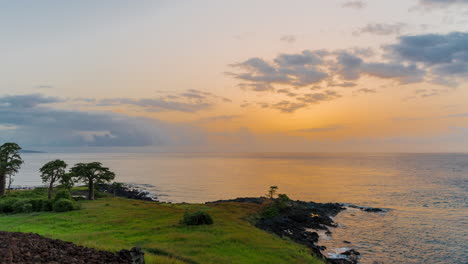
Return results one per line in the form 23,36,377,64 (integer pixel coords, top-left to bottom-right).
0,194,323,264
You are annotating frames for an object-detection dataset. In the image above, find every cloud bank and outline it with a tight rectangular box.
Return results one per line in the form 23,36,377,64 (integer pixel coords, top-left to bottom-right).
0,94,206,148
229,31,468,112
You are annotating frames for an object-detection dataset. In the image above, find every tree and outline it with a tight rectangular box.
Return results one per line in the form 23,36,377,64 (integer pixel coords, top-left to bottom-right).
0,143,23,196
40,159,68,199
266,186,278,199
70,162,115,200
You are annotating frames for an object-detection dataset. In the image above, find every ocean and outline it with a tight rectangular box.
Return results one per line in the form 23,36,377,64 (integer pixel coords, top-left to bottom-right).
12,152,468,264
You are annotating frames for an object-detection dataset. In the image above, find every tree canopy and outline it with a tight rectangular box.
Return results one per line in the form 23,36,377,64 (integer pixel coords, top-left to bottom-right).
0,143,23,196
70,162,115,200
40,159,68,199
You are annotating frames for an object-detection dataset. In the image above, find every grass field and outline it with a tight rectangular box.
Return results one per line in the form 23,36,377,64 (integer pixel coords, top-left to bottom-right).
0,189,324,264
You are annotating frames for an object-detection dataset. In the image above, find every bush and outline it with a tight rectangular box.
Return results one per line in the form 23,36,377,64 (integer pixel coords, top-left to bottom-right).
53,199,75,212
12,199,34,214
260,193,291,219
30,198,44,211
0,198,20,213
180,211,214,225
54,189,72,201
41,199,54,212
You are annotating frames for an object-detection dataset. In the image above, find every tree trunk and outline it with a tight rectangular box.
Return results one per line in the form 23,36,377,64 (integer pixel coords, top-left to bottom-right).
0,172,5,196
88,179,95,200
7,175,11,195
48,180,55,200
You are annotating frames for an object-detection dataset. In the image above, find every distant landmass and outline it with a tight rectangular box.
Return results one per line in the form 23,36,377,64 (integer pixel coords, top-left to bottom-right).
20,150,46,153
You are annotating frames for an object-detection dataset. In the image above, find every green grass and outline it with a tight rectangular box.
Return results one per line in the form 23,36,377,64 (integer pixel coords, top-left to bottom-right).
0,190,323,264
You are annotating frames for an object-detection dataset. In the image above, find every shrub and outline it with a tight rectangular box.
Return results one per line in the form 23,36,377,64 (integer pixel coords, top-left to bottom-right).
54,189,72,201
180,211,214,225
13,199,33,214
0,198,20,213
53,199,75,212
12,199,33,214
30,198,45,212
260,205,280,219
260,193,291,219
41,199,54,212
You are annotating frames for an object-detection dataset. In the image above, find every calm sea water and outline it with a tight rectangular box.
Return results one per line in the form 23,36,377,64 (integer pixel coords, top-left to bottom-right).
13,152,468,264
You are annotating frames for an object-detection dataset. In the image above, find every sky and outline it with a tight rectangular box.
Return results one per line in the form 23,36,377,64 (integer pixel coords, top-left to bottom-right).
0,0,467,152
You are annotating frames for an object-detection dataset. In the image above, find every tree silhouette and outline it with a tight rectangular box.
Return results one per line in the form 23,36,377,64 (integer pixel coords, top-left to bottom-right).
266,186,278,199
70,162,115,200
40,159,68,199
0,143,23,196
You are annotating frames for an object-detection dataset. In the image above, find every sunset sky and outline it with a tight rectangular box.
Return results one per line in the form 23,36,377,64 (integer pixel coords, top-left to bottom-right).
1,0,467,152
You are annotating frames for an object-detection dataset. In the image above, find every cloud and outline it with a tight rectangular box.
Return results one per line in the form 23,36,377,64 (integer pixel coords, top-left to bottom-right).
297,125,345,133
0,94,63,108
280,35,296,43
328,82,357,88
266,90,341,113
229,31,467,113
354,88,377,94
336,51,426,84
229,50,329,91
84,89,230,113
442,112,468,118
297,90,341,104
419,0,468,7
197,115,241,123
386,31,468,84
270,101,307,113
35,85,54,89
0,93,208,147
387,32,468,65
342,1,366,9
353,23,407,36
99,98,212,113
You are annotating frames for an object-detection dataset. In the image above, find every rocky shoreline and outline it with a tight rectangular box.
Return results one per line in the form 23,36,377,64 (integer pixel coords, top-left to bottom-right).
96,183,158,202
208,197,385,264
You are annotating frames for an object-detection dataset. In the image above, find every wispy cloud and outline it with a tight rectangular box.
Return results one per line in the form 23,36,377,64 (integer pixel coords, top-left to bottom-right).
297,125,345,133
342,1,366,9
353,23,407,36
419,0,468,7
280,35,296,44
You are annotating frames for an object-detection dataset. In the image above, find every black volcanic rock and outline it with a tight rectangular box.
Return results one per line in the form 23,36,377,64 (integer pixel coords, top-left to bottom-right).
0,231,144,264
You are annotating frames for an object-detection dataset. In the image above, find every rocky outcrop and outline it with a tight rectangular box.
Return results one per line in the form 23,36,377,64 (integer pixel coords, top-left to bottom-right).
0,231,144,264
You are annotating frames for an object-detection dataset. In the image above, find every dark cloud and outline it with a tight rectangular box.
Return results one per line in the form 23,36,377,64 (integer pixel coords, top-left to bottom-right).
228,31,466,113
387,32,468,65
386,32,468,84
297,125,344,133
270,101,307,113
342,1,366,9
0,94,205,147
266,90,341,113
229,51,328,91
297,90,341,104
336,51,425,84
353,23,407,36
0,94,63,108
